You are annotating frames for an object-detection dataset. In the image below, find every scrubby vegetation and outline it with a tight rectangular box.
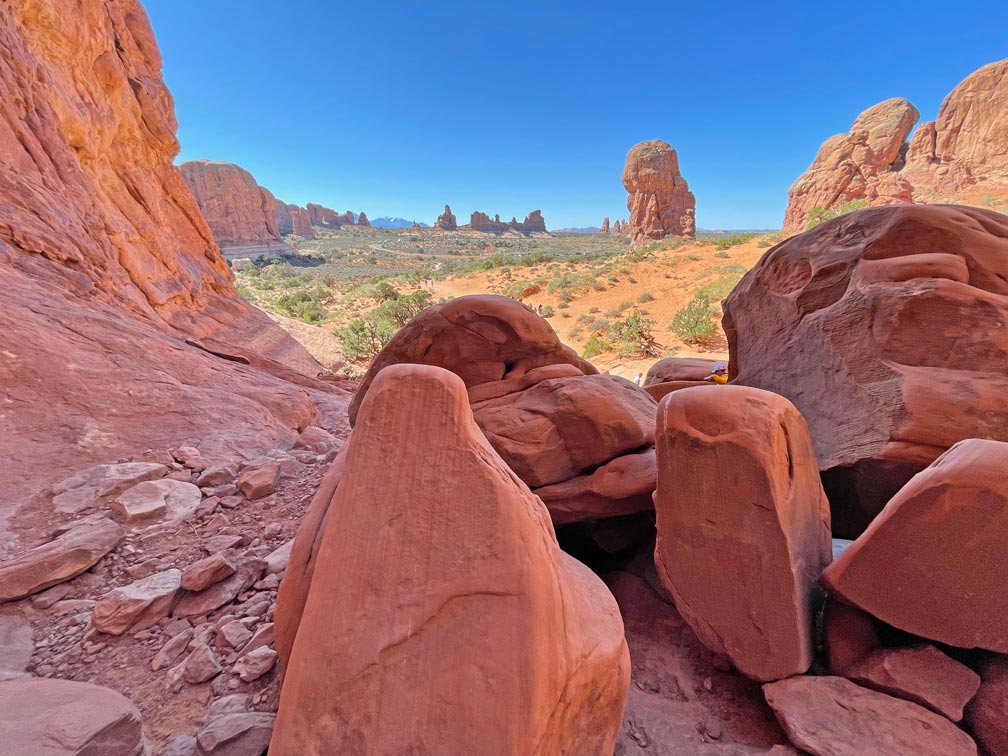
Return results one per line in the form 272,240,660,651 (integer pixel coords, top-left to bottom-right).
670,293,718,344
806,199,869,229
581,308,660,359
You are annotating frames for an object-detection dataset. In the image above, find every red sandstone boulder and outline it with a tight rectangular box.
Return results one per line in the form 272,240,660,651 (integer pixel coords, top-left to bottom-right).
434,203,457,230
349,295,587,424
533,450,656,525
654,385,832,681
92,568,182,635
845,645,980,721
644,357,720,385
763,676,978,756
966,656,1008,756
0,677,147,755
306,203,342,228
356,210,370,227
271,365,630,755
820,439,1008,652
724,205,1008,536
622,139,696,250
473,374,656,487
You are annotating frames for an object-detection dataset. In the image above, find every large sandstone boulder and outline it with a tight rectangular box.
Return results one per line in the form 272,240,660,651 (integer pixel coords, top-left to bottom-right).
622,139,696,250
820,438,1008,652
723,204,1008,536
763,676,978,756
784,58,1008,232
271,365,630,755
0,0,349,526
349,295,657,524
0,677,147,755
654,385,832,681
180,160,293,258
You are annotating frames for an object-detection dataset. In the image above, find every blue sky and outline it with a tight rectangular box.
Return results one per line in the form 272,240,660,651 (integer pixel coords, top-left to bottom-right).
144,1,1008,230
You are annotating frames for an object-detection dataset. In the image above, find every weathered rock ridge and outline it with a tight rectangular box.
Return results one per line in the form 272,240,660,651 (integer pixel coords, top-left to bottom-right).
179,159,293,258
0,0,349,534
623,139,696,250
462,209,549,235
784,58,1008,233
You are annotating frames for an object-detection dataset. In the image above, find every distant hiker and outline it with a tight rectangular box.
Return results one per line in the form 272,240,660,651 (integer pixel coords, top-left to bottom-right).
704,363,728,384
537,304,543,316
632,372,643,386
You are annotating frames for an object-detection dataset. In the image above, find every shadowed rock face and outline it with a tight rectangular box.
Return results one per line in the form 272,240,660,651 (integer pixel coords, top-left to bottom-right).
0,0,347,523
784,59,1008,232
622,139,696,250
272,365,630,756
180,160,286,251
724,204,1008,536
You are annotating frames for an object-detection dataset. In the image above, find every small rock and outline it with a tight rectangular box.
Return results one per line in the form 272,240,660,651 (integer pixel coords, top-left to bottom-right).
204,693,249,722
264,539,293,575
236,462,279,500
194,498,220,519
263,523,282,539
204,535,243,554
0,614,33,681
0,517,124,602
91,569,181,635
30,584,72,610
294,426,336,454
232,646,277,682
173,559,266,619
254,574,279,591
196,465,237,488
235,622,274,661
162,734,197,756
219,496,243,510
111,479,202,524
181,553,237,592
151,628,193,671
216,620,253,650
165,470,195,483
171,446,206,471
51,462,168,513
182,642,222,684
196,712,275,755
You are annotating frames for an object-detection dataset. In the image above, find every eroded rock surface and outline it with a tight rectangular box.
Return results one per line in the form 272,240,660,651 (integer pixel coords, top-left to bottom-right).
272,365,630,755
724,204,1008,535
654,385,831,682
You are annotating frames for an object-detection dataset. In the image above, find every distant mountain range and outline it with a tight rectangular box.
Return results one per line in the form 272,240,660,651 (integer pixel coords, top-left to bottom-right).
369,217,430,229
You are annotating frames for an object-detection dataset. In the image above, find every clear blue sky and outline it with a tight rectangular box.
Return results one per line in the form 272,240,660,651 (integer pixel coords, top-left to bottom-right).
144,1,1008,230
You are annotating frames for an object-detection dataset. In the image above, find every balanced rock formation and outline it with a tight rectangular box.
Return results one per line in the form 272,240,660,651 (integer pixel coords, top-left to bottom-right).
599,217,610,234
0,0,348,533
723,204,1008,536
820,439,1008,652
622,139,696,250
272,364,630,755
434,204,457,230
763,676,978,756
356,210,370,227
349,295,658,524
654,385,832,681
784,58,1008,233
180,160,293,259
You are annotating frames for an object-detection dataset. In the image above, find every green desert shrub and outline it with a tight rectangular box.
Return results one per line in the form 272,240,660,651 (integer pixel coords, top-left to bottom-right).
276,288,327,323
341,315,395,362
670,293,717,344
806,199,869,229
637,292,655,303
582,335,612,360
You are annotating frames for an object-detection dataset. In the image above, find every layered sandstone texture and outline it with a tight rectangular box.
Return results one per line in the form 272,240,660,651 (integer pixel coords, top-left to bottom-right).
0,0,347,524
271,365,630,755
180,159,293,258
820,439,1008,653
654,385,832,682
784,58,1008,233
622,139,696,250
464,209,548,235
723,204,1008,536
276,201,314,238
348,295,659,524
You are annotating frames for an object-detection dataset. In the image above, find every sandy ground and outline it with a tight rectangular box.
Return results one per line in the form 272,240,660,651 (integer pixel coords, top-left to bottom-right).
429,236,773,379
